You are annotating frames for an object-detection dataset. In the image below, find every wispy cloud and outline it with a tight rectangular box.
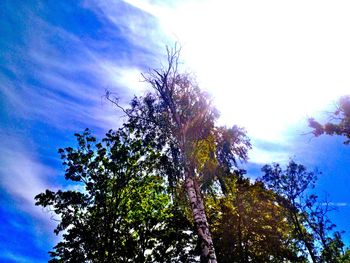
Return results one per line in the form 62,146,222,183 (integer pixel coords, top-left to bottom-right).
84,0,171,51
0,135,55,223
0,2,166,134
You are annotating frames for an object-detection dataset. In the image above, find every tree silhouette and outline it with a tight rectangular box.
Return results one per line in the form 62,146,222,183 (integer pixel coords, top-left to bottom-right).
260,160,345,263
309,96,350,144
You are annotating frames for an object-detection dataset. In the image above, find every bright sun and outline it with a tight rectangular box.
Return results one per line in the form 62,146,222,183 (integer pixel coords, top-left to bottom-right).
127,0,350,144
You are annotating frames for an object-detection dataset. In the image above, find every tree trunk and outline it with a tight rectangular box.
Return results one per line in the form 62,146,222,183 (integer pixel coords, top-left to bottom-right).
291,211,318,263
147,49,219,261
185,174,217,263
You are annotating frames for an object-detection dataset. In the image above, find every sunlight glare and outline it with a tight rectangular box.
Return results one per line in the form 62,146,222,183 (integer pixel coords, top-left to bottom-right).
126,0,350,142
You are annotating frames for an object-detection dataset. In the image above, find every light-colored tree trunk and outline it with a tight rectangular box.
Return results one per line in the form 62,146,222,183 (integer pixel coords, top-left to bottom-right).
176,110,217,262
185,173,217,263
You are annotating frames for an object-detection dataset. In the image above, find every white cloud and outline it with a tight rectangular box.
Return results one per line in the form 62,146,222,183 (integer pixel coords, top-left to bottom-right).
97,62,149,94
0,136,56,223
84,0,173,51
249,146,290,164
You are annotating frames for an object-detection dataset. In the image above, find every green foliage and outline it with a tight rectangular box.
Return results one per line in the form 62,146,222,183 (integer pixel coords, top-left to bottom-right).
36,128,347,262
191,134,218,174
35,129,196,262
260,160,346,263
206,174,305,263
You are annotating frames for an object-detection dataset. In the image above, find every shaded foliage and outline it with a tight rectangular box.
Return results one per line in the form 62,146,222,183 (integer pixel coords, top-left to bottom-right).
259,160,346,263
206,174,306,263
309,96,350,144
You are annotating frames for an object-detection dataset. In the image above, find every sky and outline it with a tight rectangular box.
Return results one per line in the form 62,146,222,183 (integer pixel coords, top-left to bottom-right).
1,0,350,262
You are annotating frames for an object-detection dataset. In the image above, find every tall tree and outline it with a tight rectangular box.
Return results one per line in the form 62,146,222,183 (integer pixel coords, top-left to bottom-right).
108,46,251,262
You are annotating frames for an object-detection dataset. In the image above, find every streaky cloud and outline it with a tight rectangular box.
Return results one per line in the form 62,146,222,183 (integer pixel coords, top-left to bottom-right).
1,2,166,134
0,135,55,223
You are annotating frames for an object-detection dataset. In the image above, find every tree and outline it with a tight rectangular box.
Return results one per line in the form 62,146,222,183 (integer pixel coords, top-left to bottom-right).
108,46,251,262
35,128,197,262
259,160,345,263
206,174,305,263
308,95,350,144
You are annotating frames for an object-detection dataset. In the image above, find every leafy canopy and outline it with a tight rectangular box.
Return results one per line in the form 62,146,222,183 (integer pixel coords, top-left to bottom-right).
35,128,196,262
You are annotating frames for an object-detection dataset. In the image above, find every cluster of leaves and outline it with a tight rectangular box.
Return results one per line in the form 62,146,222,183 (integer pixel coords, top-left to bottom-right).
35,128,197,262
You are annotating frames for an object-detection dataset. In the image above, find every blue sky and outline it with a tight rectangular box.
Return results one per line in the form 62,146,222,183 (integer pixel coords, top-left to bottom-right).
1,0,350,261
